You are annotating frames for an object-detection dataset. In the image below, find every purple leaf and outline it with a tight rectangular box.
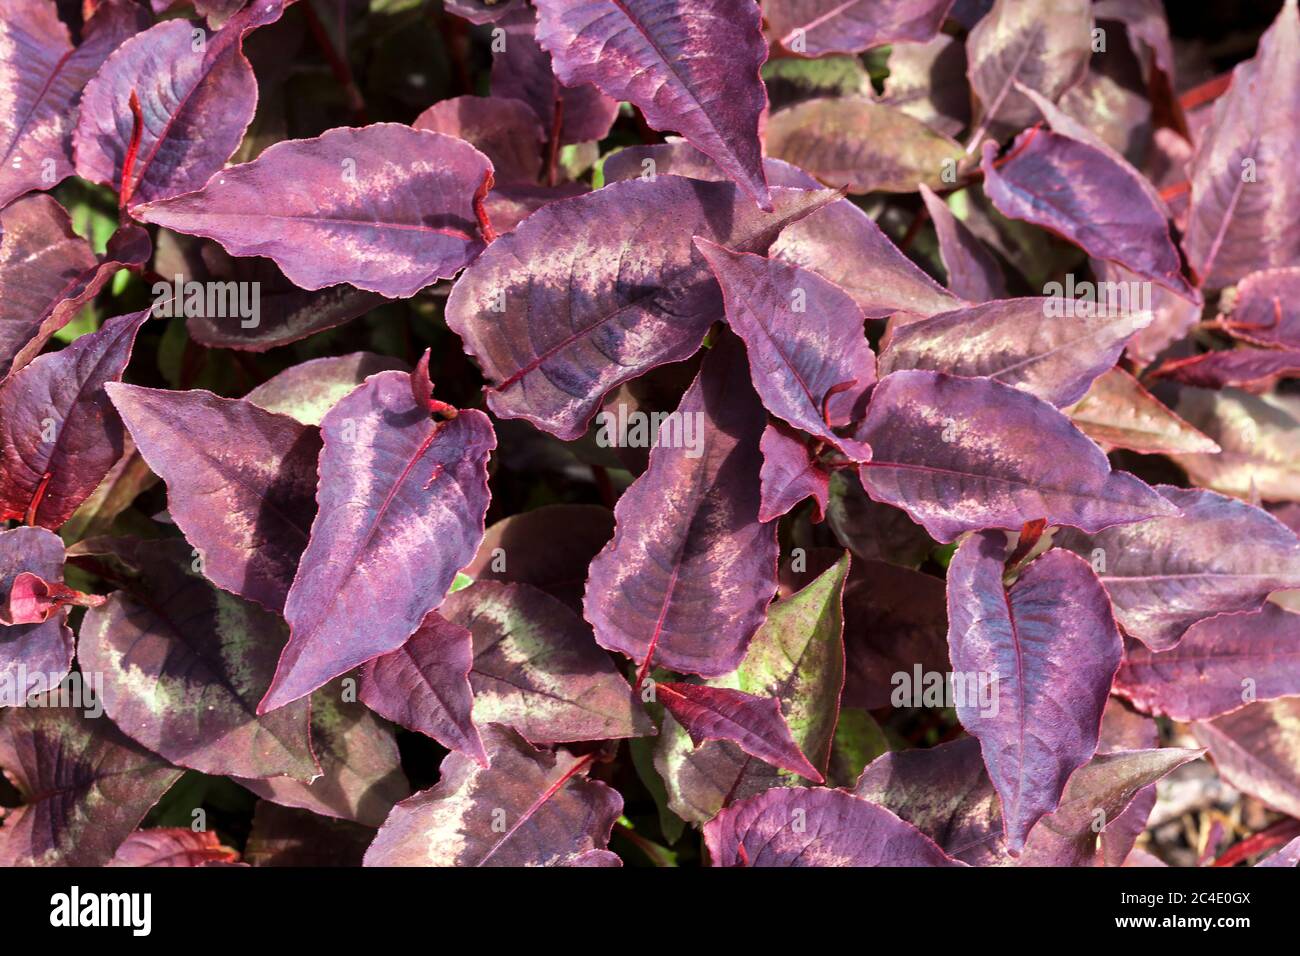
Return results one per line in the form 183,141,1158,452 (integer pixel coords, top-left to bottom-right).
79,538,317,781
1169,387,1300,502
1014,748,1202,867
358,610,485,765
765,0,955,58
965,0,1092,141
413,95,544,186
773,195,963,319
981,133,1192,297
600,139,961,319
490,6,618,147
655,682,822,782
826,470,935,568
106,384,321,612
1096,696,1161,868
108,829,240,867
0,697,182,866
842,559,950,709
918,183,1007,301
1153,347,1300,391
695,238,875,447
239,678,410,827
0,309,149,529
583,335,775,678
854,735,1200,866
363,724,622,866
1183,0,1300,288
878,32,971,138
946,533,1123,852
535,0,771,209
1115,604,1300,721
73,0,285,208
0,526,73,688
0,195,94,379
441,581,651,745
856,370,1176,543
243,352,409,426
260,371,495,712
704,787,964,866
463,504,614,613
152,232,387,352
879,296,1150,408
1063,367,1221,456
1192,697,1300,820
1259,835,1300,868
766,96,965,194
1093,260,1201,367
0,0,146,208
444,0,525,26
655,553,848,824
852,737,1004,865
758,420,830,523
1055,486,1300,650
446,176,835,440
1218,267,1300,350
136,124,494,298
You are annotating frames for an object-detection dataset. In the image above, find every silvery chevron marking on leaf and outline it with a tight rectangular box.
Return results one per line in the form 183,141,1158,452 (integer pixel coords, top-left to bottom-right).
878,296,1151,408
259,370,495,713
1183,0,1300,288
0,0,146,208
79,538,318,782
584,333,775,678
364,724,622,867
445,177,836,441
135,124,494,298
0,309,150,529
765,0,955,58
1054,486,1300,651
73,0,285,209
106,384,320,613
854,370,1177,543
694,238,874,454
533,0,772,209
0,699,182,867
945,533,1123,854
704,787,965,867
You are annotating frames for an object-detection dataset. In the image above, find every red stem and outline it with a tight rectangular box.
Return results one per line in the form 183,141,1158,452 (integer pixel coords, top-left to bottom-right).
1179,73,1233,112
24,472,53,527
118,90,144,211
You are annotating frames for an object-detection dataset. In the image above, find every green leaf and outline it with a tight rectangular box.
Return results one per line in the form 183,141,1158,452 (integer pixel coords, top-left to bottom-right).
654,552,850,825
